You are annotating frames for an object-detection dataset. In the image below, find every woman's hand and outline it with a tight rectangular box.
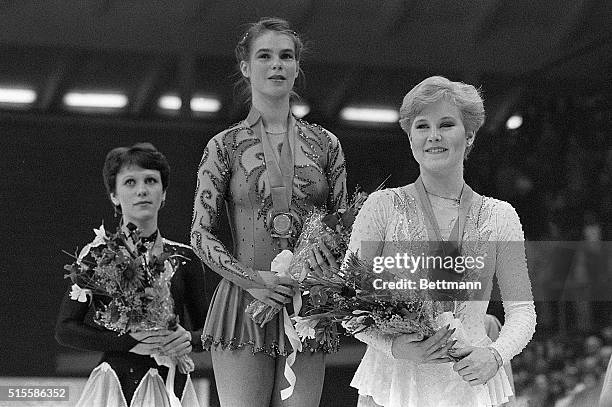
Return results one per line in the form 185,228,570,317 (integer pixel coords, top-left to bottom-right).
129,329,173,356
246,270,296,308
307,238,339,275
391,325,456,363
129,326,193,357
157,324,193,357
451,346,500,386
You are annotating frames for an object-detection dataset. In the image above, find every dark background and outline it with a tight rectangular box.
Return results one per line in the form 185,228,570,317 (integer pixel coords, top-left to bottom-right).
1,1,611,406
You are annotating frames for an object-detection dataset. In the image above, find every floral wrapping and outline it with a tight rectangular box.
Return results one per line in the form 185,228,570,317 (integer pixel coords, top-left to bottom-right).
246,183,388,351
245,187,372,318
63,223,194,374
244,208,345,327
293,251,450,344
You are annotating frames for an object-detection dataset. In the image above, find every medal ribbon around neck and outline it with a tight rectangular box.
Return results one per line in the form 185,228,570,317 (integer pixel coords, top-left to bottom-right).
257,112,303,399
414,176,476,307
415,176,473,250
258,112,297,248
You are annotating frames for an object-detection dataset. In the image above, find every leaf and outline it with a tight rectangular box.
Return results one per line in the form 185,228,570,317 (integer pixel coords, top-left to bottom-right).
322,212,340,229
339,209,356,229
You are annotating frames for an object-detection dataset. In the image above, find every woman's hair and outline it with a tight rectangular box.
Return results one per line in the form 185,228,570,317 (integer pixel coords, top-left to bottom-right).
399,76,485,158
234,17,305,105
102,142,170,197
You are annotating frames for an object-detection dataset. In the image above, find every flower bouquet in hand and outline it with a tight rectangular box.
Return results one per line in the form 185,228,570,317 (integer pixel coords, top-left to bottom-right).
293,252,466,347
246,178,389,327
63,222,194,374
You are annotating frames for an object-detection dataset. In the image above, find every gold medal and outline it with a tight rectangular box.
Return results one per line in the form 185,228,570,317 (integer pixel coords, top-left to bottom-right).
269,212,293,238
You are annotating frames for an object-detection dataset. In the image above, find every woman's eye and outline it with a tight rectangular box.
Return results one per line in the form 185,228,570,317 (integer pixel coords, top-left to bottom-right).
281,53,294,60
441,122,454,128
124,179,135,185
145,177,158,184
415,123,429,129
258,53,270,59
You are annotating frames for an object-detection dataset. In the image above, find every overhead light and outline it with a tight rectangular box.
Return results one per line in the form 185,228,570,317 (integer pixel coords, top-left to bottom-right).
506,114,523,130
0,86,37,106
190,95,221,113
63,91,128,111
158,94,182,111
340,106,399,123
291,103,310,118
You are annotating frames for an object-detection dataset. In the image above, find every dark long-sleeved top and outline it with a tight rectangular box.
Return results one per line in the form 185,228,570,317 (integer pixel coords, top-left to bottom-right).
56,238,207,352
55,237,208,402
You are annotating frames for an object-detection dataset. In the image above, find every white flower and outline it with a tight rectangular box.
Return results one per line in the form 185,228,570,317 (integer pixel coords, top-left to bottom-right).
292,316,318,340
352,310,370,315
91,224,107,247
69,284,91,303
163,260,175,278
77,224,108,262
271,249,293,276
342,315,370,333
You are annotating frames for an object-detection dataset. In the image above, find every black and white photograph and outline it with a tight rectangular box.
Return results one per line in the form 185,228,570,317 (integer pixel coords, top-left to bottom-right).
1,1,611,406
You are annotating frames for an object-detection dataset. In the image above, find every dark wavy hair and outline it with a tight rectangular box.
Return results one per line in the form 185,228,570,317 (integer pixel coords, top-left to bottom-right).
102,143,170,210
234,17,306,105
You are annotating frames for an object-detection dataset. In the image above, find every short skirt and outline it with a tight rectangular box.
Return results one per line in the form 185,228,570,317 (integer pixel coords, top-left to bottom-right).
202,279,338,356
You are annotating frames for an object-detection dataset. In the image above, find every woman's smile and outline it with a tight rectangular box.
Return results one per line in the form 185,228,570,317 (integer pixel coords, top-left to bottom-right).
409,99,467,174
425,147,449,154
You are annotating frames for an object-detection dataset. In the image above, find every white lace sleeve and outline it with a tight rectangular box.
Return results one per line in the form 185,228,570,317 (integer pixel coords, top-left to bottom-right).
345,189,396,359
599,354,612,406
354,329,395,359
488,201,537,364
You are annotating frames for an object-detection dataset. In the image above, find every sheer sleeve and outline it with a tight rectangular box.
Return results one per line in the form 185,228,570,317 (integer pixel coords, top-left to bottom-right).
600,355,612,406
324,130,347,212
190,133,264,290
346,189,393,260
345,190,395,358
488,201,537,364
55,291,139,352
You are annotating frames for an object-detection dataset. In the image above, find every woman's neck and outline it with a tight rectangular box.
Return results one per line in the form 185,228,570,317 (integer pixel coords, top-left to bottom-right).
122,217,158,237
252,94,290,132
420,168,465,199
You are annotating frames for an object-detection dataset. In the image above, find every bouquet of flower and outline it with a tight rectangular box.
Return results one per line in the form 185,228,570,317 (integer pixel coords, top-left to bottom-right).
63,222,194,374
246,178,389,328
293,252,467,347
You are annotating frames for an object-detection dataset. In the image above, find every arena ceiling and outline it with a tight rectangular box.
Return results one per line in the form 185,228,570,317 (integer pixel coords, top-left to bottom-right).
1,0,611,123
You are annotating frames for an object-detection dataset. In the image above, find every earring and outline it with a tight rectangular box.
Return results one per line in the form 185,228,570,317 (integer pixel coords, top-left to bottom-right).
113,205,120,218
160,200,166,209
467,133,475,146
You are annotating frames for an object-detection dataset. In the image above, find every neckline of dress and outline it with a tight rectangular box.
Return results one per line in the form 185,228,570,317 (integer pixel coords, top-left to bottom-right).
428,195,460,209
265,130,288,135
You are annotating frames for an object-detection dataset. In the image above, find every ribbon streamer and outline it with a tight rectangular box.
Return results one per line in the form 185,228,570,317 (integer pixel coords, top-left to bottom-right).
280,290,303,400
152,355,182,407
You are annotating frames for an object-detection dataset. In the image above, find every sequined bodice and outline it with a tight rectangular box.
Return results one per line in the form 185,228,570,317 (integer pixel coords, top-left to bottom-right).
191,113,347,289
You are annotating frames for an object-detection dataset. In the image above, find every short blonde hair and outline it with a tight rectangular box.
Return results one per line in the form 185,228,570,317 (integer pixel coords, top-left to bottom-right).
399,76,485,158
